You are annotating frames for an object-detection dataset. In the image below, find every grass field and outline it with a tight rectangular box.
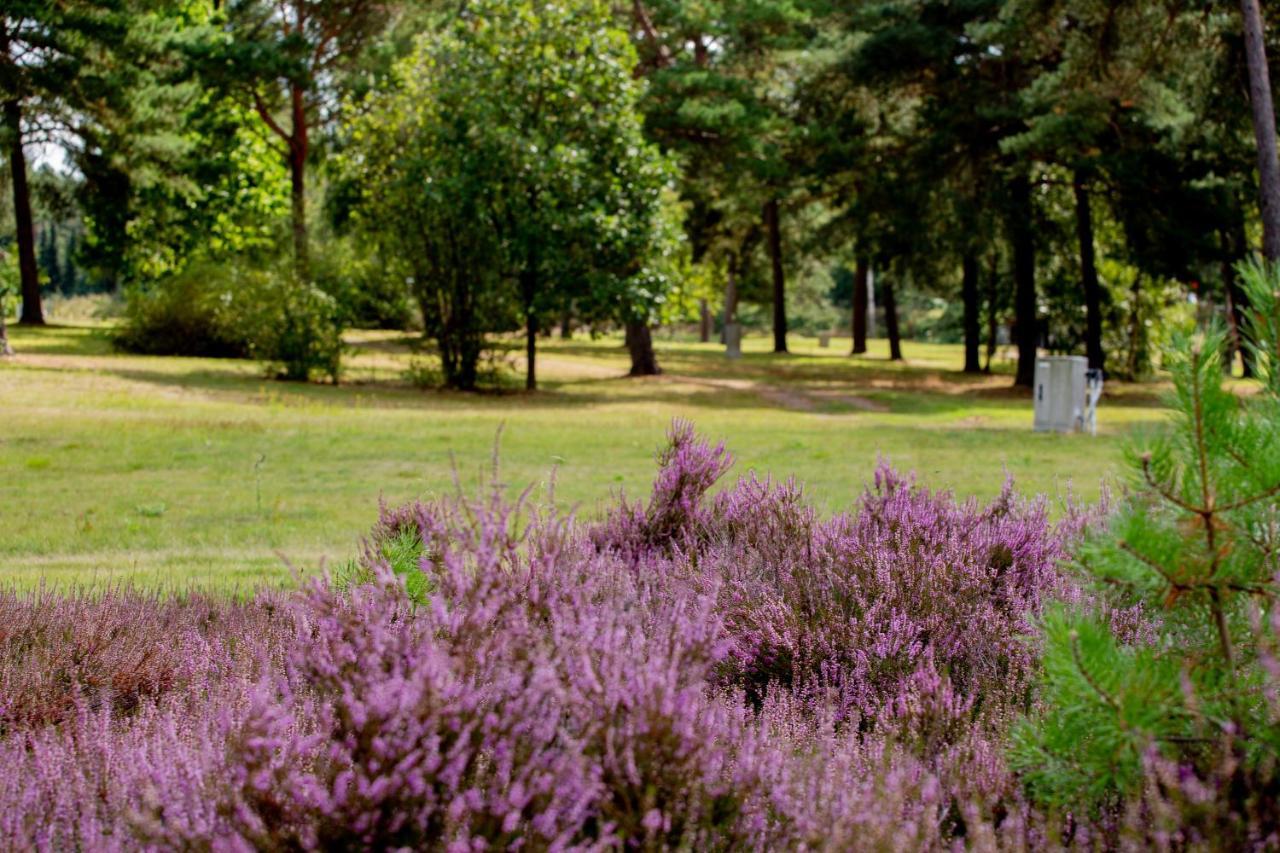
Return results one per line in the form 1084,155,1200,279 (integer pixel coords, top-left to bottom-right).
0,322,1172,591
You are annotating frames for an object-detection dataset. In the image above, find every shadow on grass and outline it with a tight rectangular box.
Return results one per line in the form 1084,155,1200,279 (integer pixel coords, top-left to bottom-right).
6,323,1169,416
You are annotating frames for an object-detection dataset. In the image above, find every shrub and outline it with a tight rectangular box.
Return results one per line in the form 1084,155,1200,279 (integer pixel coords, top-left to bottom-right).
240,275,344,383
116,260,344,382
114,262,249,357
0,588,289,737
312,236,415,330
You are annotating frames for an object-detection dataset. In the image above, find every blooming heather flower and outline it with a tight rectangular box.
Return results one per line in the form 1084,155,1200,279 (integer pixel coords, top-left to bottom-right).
2,422,1275,849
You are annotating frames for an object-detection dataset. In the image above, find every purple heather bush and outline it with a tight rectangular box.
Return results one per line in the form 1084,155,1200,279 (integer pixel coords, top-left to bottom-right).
1,420,1274,849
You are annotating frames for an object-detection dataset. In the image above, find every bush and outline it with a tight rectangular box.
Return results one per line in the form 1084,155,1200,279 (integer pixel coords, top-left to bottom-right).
240,276,344,383
116,260,344,382
114,262,249,358
312,236,415,330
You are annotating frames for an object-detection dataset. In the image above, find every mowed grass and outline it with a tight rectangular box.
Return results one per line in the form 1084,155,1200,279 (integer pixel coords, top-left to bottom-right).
0,322,1172,591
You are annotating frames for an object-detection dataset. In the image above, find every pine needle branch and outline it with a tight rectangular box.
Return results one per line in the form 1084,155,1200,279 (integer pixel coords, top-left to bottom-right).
1070,630,1121,714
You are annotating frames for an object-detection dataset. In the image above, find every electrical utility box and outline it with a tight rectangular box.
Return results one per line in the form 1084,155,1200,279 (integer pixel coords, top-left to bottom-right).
1033,356,1089,433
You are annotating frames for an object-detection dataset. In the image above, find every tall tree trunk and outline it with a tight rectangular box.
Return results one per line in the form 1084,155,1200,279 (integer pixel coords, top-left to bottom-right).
1241,0,1280,261
0,309,11,356
722,260,741,357
724,263,738,328
984,255,999,373
1074,174,1105,373
962,252,981,373
1009,174,1038,387
764,197,787,353
625,321,661,375
288,84,310,282
560,308,572,339
699,298,711,342
851,259,868,355
525,311,538,391
882,274,902,361
522,261,538,390
1127,274,1143,379
5,100,43,326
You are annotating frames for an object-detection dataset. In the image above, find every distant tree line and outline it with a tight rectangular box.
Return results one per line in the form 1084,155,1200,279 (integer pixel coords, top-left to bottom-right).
2,0,1280,383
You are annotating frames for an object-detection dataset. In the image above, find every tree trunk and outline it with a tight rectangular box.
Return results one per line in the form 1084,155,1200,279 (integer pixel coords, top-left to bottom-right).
625,321,661,375
764,197,787,353
560,309,572,339
1241,0,1280,261
1074,175,1105,373
1127,274,1143,379
699,298,711,343
851,259,868,355
0,310,11,356
5,100,43,326
521,251,539,390
724,263,738,328
962,252,981,373
881,274,902,361
984,255,998,373
288,84,310,283
1009,174,1038,387
525,311,538,391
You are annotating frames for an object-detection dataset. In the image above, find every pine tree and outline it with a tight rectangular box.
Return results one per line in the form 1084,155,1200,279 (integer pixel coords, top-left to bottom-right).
1013,316,1280,807
1238,259,1280,392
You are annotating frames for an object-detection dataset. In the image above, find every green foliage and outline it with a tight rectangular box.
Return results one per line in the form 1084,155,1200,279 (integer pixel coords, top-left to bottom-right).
114,262,250,358
344,0,676,389
333,529,431,605
311,236,413,330
1237,259,1280,392
117,259,343,382
1013,326,1280,807
240,276,344,384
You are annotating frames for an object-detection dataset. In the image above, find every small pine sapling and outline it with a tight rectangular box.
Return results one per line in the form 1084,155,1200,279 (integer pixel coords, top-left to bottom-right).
1012,323,1280,807
1238,257,1280,392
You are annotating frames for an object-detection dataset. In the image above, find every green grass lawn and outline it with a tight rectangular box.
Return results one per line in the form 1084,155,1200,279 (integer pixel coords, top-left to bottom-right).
0,322,1171,591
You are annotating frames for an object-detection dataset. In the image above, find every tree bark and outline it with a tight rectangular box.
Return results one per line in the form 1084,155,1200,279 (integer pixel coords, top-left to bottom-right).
0,310,11,356
984,255,998,373
881,274,902,361
1240,0,1280,261
5,100,43,326
1074,175,1105,373
962,252,981,373
525,311,538,391
625,321,661,375
1127,273,1143,379
522,258,539,390
851,259,868,355
764,197,787,353
724,262,738,327
560,309,572,339
1009,174,1038,387
288,84,310,283
699,298,711,342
